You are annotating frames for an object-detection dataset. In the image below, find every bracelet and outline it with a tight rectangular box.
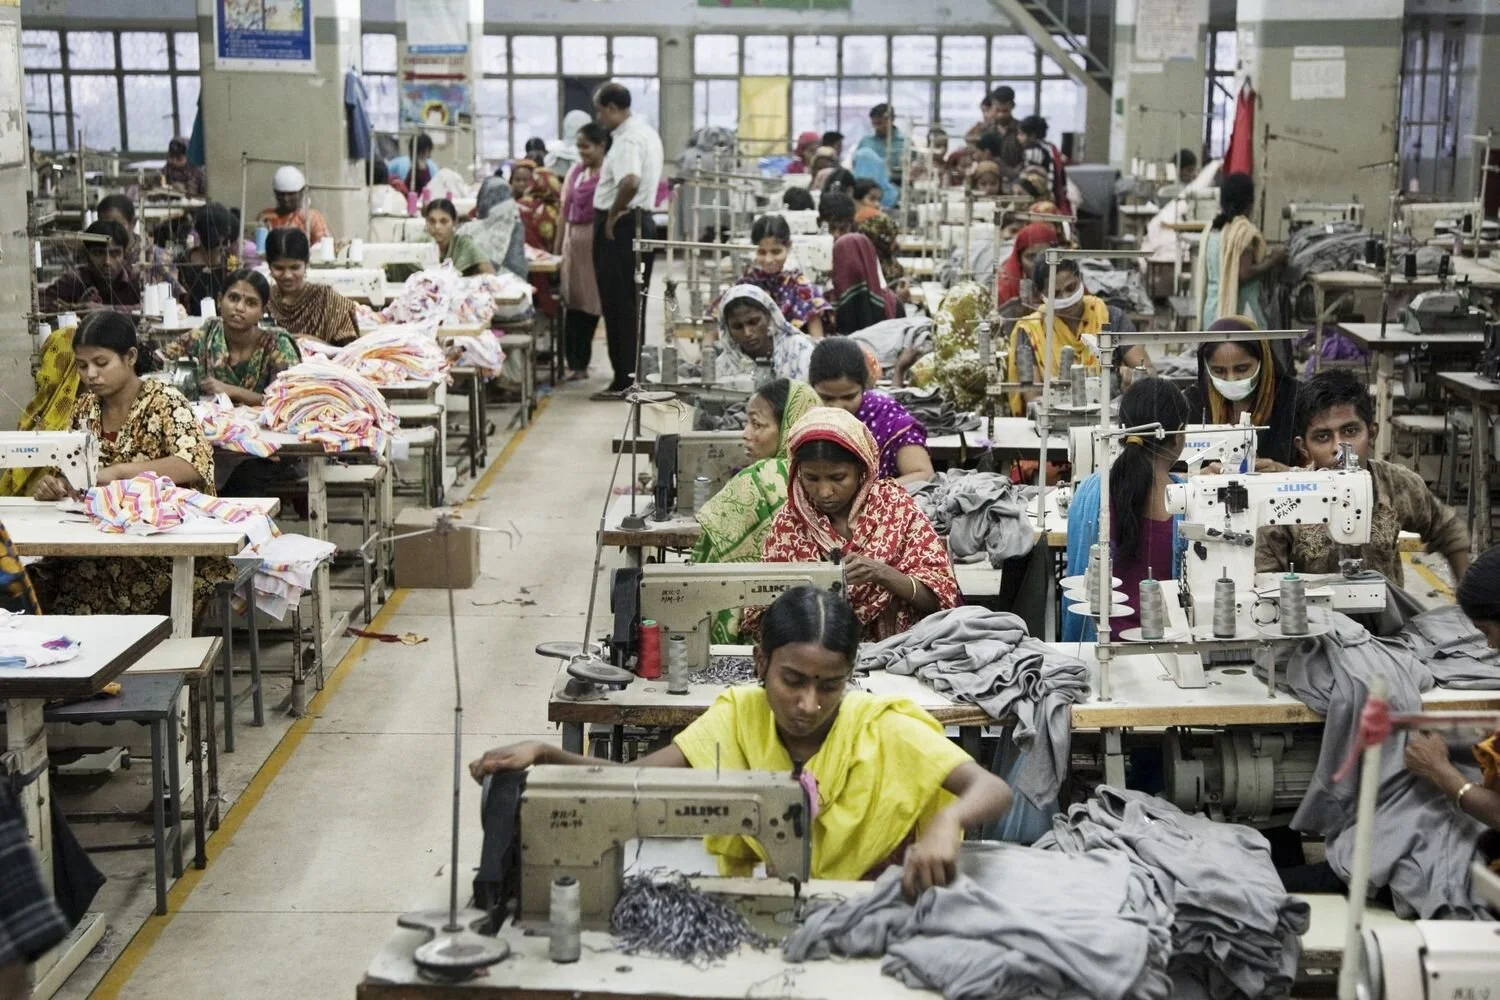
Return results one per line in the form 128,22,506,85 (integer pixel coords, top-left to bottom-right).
908,575,919,602
1456,781,1476,810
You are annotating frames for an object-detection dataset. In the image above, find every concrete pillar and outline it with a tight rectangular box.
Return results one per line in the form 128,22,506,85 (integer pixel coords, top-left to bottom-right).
1109,0,1207,172
197,0,368,241
1236,0,1404,238
1459,11,1500,207
659,28,692,172
0,0,33,428
392,0,476,178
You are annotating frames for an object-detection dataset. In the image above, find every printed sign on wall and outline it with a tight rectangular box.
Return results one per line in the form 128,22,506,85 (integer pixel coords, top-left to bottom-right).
215,0,315,73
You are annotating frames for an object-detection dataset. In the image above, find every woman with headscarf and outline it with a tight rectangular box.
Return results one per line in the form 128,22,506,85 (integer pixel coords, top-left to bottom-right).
851,146,898,209
557,121,608,380
809,146,841,190
1182,316,1300,471
786,131,821,175
1199,172,1285,328
995,221,1056,305
545,109,595,175
692,378,821,641
459,176,528,278
829,229,899,334
1005,258,1120,416
713,284,816,383
744,406,959,641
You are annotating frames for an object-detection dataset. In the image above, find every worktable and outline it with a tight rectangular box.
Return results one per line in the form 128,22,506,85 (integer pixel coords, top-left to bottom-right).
1334,323,1485,462
1436,371,1500,550
0,497,277,640
3,613,170,1000
1310,261,1500,360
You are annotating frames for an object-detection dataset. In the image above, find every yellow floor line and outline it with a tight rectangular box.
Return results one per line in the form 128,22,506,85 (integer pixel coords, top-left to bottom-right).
90,397,547,998
1407,553,1455,601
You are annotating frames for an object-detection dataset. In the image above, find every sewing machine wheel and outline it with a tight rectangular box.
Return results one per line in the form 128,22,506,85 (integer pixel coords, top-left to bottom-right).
1117,627,1189,643
566,654,636,687
396,908,511,980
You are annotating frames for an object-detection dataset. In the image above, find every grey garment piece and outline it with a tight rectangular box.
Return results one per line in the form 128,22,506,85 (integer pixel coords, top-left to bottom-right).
1077,258,1154,314
1037,787,1311,1000
692,398,747,432
857,607,1088,808
886,386,983,436
848,317,934,370
782,844,1172,1000
907,471,1037,567
1272,607,1490,917
1383,605,1500,689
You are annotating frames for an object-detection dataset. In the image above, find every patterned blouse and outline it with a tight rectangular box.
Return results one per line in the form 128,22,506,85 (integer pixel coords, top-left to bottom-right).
736,268,831,330
856,391,928,480
163,318,300,394
74,378,215,491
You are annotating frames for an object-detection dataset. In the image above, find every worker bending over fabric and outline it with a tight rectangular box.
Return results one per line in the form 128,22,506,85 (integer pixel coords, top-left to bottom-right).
808,338,933,485
1256,370,1470,588
471,586,1012,895
258,166,331,245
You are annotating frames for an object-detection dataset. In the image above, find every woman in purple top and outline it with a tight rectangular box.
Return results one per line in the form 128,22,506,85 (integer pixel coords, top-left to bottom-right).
808,337,934,485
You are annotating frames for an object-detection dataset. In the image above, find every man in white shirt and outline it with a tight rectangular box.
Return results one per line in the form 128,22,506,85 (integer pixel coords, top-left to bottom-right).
591,81,664,397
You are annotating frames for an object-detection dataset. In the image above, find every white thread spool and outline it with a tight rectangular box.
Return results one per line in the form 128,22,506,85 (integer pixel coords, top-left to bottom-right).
701,345,717,385
1212,575,1238,638
666,634,689,694
549,876,581,963
1138,577,1166,640
692,475,712,513
1279,573,1308,636
661,342,678,384
199,297,217,319
977,321,993,370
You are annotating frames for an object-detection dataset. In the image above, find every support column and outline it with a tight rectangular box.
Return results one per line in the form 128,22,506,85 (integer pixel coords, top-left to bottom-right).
0,0,32,429
198,0,368,242
1109,0,1208,171
1460,11,1500,210
1236,0,1404,238
659,29,692,174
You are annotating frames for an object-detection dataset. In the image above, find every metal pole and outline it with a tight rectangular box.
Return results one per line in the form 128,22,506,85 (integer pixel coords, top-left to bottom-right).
1096,326,1114,700
238,151,249,253
1336,678,1387,1000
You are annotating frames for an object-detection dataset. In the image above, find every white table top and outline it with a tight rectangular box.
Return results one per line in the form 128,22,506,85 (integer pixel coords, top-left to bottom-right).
1338,322,1486,350
0,614,169,698
0,497,278,558
1312,259,1500,289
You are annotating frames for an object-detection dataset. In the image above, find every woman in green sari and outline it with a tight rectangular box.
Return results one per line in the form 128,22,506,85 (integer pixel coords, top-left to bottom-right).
691,378,820,643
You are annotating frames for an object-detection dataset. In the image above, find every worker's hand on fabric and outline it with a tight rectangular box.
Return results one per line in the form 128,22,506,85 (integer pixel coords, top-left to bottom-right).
468,740,545,782
1254,459,1287,473
1404,731,1455,786
32,475,73,502
901,814,961,901
200,376,232,398
842,554,895,589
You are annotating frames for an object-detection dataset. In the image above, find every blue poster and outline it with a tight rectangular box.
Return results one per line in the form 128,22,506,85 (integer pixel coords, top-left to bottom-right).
216,0,315,72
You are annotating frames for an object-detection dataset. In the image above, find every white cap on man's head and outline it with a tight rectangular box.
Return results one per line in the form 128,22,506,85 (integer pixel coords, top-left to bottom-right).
272,165,306,193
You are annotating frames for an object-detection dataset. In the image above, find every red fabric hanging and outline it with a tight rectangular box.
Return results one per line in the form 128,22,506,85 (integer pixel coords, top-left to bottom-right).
1224,81,1255,177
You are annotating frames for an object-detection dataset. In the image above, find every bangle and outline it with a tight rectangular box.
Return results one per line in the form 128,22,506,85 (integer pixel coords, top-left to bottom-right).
908,575,919,602
1456,781,1476,810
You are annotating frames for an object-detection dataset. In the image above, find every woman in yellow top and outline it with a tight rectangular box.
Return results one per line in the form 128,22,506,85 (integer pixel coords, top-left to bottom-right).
470,586,1012,898
1005,257,1110,416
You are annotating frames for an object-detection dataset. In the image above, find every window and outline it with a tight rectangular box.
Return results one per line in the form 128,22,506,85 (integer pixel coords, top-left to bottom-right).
892,36,936,77
363,33,399,137
1398,19,1466,196
695,35,739,76
794,36,838,76
478,34,660,162
1202,30,1237,161
743,36,789,76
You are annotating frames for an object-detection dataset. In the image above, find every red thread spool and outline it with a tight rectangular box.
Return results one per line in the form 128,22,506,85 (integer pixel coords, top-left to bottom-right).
637,619,662,679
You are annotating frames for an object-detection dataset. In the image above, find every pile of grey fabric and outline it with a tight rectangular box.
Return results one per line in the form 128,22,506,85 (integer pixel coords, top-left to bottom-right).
693,397,747,432
1382,604,1500,689
1271,606,1492,918
887,386,983,436
783,842,1173,1000
906,471,1036,567
1037,787,1310,999
858,607,1087,810
849,316,934,371
1077,258,1153,315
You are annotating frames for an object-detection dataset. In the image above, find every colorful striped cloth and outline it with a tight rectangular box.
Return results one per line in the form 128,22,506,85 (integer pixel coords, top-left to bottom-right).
81,472,275,543
194,395,278,457
329,326,450,386
259,360,399,455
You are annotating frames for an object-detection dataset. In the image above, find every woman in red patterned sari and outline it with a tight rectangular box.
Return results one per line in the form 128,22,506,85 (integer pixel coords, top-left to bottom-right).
748,406,958,641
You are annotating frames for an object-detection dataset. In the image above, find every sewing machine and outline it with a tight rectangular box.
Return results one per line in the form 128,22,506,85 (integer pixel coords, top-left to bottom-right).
1397,200,1484,243
616,562,847,672
1281,202,1364,232
0,432,99,492
344,241,441,272
300,266,388,305
1149,462,1383,688
651,431,744,518
1400,285,1488,335
518,765,812,924
1069,422,1259,478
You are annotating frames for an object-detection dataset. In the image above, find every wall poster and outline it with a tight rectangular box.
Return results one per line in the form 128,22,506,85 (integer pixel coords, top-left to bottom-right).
215,0,315,73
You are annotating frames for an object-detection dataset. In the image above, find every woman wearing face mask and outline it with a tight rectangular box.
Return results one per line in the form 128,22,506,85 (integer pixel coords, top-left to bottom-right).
1062,377,1189,642
471,585,1012,898
691,379,821,642
1182,317,1300,471
712,285,816,383
746,407,957,641
1004,257,1114,416
29,312,226,617
719,215,828,338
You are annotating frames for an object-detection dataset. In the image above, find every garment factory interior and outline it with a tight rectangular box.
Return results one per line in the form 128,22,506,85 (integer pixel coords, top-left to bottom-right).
4,0,1500,997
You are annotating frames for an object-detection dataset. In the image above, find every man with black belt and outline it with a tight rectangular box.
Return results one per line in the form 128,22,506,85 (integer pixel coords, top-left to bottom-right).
590,81,663,399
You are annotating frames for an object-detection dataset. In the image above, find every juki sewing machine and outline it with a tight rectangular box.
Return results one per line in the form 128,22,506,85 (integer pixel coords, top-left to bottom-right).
518,765,812,924
613,562,847,672
651,431,745,518
0,431,99,492
1069,421,1259,478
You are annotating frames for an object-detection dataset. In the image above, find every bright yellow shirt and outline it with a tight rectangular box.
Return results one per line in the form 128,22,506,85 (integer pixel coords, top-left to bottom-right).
1004,295,1108,415
673,686,973,880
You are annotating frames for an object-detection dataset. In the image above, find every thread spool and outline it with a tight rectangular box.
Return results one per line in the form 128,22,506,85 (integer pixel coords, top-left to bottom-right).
1404,252,1418,281
701,345,717,385
661,343,678,384
1070,365,1088,407
692,475,712,513
637,620,662,679
549,876,581,963
666,634,689,694
977,321,993,370
1212,574,1238,638
1279,573,1308,636
1138,577,1166,640
1059,345,1076,378
1015,337,1036,384
1083,544,1101,599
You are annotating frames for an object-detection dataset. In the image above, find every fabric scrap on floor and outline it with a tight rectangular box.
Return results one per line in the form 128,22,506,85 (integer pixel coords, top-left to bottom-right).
856,607,1087,808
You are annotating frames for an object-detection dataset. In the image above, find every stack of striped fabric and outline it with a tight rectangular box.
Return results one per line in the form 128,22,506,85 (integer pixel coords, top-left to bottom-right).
370,268,458,328
82,472,275,544
194,394,277,457
260,360,399,455
331,326,449,386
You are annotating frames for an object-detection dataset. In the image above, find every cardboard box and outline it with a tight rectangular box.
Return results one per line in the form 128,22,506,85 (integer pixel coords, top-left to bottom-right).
393,507,480,589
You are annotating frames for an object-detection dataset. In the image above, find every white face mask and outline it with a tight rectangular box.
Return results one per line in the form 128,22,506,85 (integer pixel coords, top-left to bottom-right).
1209,364,1260,402
1048,283,1085,311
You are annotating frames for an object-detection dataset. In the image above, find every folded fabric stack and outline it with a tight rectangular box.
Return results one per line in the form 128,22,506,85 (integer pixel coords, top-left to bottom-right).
444,330,505,379
784,842,1173,1000
260,360,399,455
858,607,1088,810
908,471,1036,567
194,394,278,457
371,267,461,328
82,472,275,544
331,326,450,386
887,386,982,436
1038,787,1310,999
240,533,337,620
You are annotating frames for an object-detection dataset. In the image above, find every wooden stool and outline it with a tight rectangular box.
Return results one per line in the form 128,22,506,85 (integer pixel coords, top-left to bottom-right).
498,333,535,428
326,462,389,621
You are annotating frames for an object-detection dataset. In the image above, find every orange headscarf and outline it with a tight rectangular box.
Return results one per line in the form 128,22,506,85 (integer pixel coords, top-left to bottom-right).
997,222,1057,304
